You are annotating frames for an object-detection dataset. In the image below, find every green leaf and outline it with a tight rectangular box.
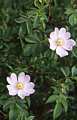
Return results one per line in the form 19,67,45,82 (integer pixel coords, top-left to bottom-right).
28,116,34,120
26,21,32,34
65,8,74,15
53,102,62,120
69,14,77,26
46,95,59,103
15,17,26,23
72,66,77,76
59,94,68,112
23,44,37,56
9,105,16,120
34,0,40,8
9,109,14,120
61,67,70,77
25,35,39,43
33,16,40,28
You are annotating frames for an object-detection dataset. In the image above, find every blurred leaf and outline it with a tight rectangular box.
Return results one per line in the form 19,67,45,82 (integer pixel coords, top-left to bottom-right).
72,66,77,76
53,101,62,120
15,17,26,23
61,67,70,77
9,105,15,120
46,95,59,103
69,14,77,26
28,116,34,120
65,8,74,15
59,94,68,112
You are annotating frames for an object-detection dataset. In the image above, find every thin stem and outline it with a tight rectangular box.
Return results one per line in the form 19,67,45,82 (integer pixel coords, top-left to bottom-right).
48,0,52,23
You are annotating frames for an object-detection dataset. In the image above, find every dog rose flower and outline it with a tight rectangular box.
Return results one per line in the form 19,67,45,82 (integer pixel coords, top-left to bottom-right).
7,72,35,99
48,27,76,57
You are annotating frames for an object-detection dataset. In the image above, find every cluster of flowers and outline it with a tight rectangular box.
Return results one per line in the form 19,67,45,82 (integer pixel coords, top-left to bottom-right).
7,27,76,99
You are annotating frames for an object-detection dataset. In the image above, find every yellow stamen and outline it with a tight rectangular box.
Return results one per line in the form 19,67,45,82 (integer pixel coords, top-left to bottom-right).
56,39,64,46
16,82,24,89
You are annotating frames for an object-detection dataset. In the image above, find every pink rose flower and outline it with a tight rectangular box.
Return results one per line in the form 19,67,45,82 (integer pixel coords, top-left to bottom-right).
48,27,76,57
7,72,35,99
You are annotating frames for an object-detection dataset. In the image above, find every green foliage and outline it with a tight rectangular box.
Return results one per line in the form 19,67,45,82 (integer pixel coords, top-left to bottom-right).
0,0,77,120
47,95,59,103
53,101,62,120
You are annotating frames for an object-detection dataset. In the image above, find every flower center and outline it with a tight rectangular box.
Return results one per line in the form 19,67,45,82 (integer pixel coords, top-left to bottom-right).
56,39,64,46
16,82,24,89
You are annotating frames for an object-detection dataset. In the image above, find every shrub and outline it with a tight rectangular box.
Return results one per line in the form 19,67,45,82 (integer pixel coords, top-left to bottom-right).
0,0,77,120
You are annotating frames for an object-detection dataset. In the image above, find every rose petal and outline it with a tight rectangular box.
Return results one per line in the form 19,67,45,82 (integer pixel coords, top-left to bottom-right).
26,82,35,89
59,28,71,40
10,73,17,83
18,72,25,82
50,27,59,40
18,90,30,99
25,75,30,82
27,89,35,94
18,72,30,83
56,47,68,57
22,82,35,95
63,39,76,51
7,73,17,85
59,28,66,34
69,39,76,46
48,38,57,50
66,32,71,39
7,85,18,96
